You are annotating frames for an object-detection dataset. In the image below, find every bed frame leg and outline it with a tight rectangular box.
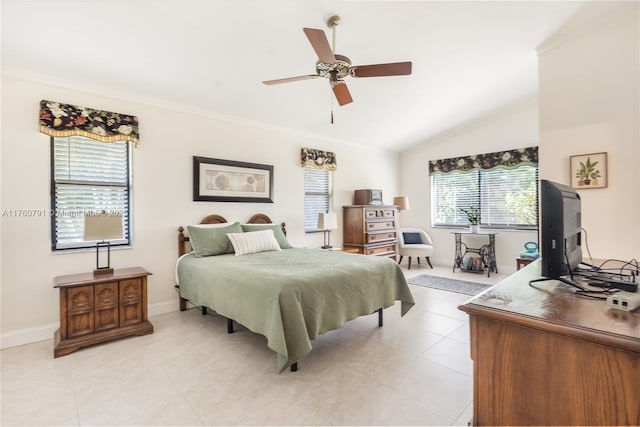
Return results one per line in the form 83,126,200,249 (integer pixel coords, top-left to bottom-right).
179,297,187,311
290,362,298,372
201,307,207,315
378,308,383,327
227,318,234,334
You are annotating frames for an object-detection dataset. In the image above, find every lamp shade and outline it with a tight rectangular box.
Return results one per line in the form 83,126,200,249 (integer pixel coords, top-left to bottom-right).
84,214,123,241
317,212,338,230
393,196,410,211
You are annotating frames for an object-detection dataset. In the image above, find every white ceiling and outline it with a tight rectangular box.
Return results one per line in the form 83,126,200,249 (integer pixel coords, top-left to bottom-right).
1,0,603,152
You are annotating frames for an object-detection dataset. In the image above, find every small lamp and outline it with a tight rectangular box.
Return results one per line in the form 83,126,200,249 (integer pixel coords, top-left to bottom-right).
393,196,410,211
317,212,338,249
84,213,123,276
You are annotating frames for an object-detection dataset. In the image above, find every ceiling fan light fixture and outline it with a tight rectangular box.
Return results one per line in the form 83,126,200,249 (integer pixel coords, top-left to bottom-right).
263,15,412,107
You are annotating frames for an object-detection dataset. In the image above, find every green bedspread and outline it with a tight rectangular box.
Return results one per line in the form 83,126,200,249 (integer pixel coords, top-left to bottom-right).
177,248,415,372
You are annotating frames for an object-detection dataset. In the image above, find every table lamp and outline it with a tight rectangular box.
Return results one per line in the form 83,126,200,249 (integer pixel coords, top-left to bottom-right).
84,213,123,276
393,196,410,211
317,212,338,249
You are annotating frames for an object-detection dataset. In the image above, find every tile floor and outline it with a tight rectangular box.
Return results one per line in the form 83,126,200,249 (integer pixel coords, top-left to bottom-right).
1,264,508,426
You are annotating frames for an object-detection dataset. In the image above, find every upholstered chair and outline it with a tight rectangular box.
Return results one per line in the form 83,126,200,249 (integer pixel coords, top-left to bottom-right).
398,227,434,269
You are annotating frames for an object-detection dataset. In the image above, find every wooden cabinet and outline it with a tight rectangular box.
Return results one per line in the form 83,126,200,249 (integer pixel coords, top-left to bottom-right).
53,267,153,357
458,260,640,426
343,205,398,259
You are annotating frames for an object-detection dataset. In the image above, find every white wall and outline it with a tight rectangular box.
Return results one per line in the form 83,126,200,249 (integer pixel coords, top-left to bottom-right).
397,4,640,273
0,75,400,346
538,5,640,260
398,100,539,274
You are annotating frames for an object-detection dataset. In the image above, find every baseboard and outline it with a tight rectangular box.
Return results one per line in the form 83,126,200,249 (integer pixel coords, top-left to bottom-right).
0,322,59,350
1,299,180,350
148,299,180,317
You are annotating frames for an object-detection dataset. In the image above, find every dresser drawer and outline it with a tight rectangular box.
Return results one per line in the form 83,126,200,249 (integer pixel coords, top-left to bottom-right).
364,244,396,256
366,231,396,244
367,221,395,231
365,208,396,219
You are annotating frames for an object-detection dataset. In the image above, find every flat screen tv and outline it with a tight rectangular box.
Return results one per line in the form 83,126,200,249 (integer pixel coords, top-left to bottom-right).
540,179,582,279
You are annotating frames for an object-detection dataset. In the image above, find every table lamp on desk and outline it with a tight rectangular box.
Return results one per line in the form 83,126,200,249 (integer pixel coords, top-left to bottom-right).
84,213,123,276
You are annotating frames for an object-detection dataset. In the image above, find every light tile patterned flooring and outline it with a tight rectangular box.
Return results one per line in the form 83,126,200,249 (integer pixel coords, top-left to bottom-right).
1,264,508,426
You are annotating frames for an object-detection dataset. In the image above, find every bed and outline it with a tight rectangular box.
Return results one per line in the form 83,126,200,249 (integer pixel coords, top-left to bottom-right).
176,213,415,373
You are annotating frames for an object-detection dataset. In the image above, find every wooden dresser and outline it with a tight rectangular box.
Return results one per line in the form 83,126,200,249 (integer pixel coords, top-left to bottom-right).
53,267,153,357
458,260,640,426
342,205,398,259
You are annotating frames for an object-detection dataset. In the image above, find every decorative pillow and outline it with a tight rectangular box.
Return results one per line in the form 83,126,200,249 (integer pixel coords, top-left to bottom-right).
403,232,422,245
241,223,293,249
227,229,282,256
188,222,243,257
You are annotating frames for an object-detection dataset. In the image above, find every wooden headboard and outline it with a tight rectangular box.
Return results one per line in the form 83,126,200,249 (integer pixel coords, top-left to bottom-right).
178,213,286,256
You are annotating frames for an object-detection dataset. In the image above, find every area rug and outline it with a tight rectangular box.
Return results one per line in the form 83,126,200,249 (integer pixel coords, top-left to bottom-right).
406,274,492,296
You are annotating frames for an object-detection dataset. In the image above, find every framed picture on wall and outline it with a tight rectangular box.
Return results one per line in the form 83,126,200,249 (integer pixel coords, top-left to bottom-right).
193,156,274,202
570,152,607,189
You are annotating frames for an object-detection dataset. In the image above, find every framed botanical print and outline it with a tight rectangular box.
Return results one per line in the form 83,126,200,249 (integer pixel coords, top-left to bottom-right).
570,152,607,189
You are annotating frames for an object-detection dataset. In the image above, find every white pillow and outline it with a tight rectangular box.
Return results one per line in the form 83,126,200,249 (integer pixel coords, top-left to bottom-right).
227,229,282,256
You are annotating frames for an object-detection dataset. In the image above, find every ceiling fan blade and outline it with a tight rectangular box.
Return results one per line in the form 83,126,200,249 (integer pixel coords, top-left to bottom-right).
262,75,320,85
332,82,353,106
303,28,336,64
351,61,412,78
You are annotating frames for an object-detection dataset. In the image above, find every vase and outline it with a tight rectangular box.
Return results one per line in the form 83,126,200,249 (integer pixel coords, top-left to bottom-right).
470,224,479,233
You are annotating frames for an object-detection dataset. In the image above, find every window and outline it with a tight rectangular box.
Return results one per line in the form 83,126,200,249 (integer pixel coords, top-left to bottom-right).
303,167,331,232
431,165,538,229
51,136,131,250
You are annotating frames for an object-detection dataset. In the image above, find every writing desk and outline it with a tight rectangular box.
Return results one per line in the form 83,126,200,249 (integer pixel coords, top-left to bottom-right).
452,231,498,277
458,260,640,426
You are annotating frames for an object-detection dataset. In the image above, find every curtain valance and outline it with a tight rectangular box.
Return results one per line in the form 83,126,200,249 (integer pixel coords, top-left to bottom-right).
301,148,337,171
39,100,139,146
429,146,538,174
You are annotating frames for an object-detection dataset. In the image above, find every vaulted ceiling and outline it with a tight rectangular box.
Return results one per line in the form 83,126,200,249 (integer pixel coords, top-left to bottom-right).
2,0,603,151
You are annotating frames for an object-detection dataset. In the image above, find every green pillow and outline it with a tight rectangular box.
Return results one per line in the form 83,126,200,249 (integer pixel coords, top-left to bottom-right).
241,223,292,249
188,222,243,257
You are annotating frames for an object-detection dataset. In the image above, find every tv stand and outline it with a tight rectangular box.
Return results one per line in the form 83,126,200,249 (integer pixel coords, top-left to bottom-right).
459,260,640,426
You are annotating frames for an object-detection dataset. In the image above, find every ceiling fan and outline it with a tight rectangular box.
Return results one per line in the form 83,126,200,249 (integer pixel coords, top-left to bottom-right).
262,15,412,107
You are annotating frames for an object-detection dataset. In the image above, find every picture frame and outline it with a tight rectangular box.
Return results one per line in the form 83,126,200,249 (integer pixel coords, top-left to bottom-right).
570,152,607,189
193,156,273,203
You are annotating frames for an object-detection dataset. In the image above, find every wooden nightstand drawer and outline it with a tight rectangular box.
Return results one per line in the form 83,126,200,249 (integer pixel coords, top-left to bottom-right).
95,282,119,332
119,278,143,326
67,285,94,338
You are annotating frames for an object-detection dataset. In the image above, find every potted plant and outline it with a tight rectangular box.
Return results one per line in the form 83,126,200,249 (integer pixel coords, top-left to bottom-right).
460,206,480,233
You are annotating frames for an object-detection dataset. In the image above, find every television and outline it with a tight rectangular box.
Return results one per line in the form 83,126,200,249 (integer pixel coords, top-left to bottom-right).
540,179,582,280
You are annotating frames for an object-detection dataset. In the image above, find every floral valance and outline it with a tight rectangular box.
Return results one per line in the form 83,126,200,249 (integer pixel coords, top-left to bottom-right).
39,100,139,146
429,146,538,174
301,148,337,171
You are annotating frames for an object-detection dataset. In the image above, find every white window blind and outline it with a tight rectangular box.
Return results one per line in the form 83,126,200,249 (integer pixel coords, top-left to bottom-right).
481,166,538,227
431,165,538,229
431,170,478,226
304,167,331,232
51,136,131,250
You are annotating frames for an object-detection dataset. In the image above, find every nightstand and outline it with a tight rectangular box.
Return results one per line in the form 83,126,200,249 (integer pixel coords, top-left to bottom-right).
53,267,153,357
